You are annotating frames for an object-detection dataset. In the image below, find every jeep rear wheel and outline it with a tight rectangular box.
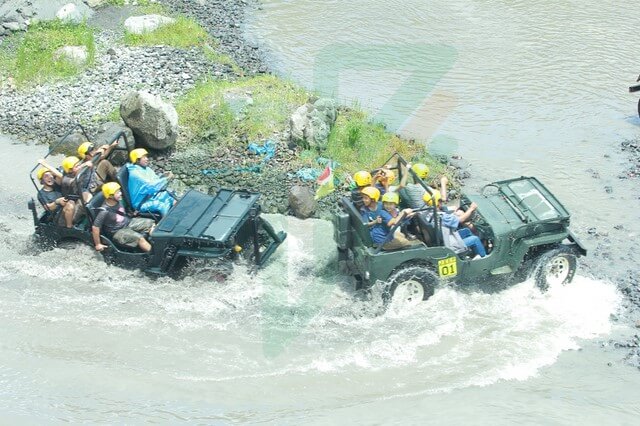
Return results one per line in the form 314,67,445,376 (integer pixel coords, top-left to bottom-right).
534,246,577,292
386,266,436,308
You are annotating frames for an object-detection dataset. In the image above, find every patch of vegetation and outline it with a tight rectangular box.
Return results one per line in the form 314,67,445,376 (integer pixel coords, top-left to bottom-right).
0,20,95,87
124,16,209,48
326,107,449,183
176,75,309,147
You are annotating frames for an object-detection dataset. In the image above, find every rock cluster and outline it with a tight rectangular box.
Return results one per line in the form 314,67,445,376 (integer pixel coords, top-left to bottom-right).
0,44,223,142
0,1,94,37
290,98,338,151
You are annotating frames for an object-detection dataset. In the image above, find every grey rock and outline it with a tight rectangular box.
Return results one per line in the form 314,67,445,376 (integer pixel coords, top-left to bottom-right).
53,45,88,66
94,122,135,166
313,98,337,125
290,104,311,145
50,131,89,156
120,91,178,150
288,185,316,219
56,3,83,23
288,98,337,151
305,110,331,150
2,21,22,31
86,0,107,7
124,14,175,35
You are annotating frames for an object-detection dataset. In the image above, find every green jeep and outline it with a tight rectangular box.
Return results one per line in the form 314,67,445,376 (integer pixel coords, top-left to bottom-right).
333,155,587,306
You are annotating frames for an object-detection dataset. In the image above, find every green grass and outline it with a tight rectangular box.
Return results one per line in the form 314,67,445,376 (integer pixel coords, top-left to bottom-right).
0,20,95,87
124,15,209,48
325,107,449,182
176,75,309,146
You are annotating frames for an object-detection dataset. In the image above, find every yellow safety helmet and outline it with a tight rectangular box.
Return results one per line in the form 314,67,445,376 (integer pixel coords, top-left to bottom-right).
62,156,80,174
411,163,429,179
361,186,381,202
129,148,149,164
77,141,94,158
102,182,121,199
423,190,442,206
36,168,50,181
382,191,399,204
353,170,372,187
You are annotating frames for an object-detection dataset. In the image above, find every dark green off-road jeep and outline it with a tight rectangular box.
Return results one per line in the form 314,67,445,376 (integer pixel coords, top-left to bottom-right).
28,126,286,277
333,155,587,306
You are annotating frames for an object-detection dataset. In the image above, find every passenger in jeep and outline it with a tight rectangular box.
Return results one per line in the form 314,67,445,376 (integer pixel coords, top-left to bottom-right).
35,167,76,228
77,141,119,193
441,201,486,258
374,168,396,196
382,191,418,243
351,170,373,211
92,182,154,252
126,148,175,217
361,187,418,250
37,158,88,227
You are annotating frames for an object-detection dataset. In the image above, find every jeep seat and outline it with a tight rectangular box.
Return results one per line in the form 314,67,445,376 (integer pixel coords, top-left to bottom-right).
340,197,374,247
116,166,134,212
85,192,106,223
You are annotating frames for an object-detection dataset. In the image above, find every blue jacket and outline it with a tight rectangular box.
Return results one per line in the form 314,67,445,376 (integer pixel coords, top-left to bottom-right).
126,163,168,210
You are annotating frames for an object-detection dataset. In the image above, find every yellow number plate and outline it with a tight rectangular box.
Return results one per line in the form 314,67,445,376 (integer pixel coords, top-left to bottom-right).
438,257,458,278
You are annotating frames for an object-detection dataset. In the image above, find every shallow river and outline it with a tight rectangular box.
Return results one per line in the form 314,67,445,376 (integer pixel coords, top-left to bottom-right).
2,0,640,423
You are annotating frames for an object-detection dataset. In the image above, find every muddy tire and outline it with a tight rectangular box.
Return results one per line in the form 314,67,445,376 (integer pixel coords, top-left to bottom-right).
385,265,436,307
534,246,577,292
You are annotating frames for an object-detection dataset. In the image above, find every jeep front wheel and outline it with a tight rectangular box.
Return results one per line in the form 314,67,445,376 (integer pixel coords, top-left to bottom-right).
386,266,436,307
534,246,577,292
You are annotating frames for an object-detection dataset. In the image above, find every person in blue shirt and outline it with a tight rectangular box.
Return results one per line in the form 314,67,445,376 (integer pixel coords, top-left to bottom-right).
360,186,390,246
126,148,175,216
439,200,486,258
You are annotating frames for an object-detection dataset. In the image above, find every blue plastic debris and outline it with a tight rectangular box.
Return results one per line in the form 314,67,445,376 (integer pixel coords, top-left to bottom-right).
247,140,276,162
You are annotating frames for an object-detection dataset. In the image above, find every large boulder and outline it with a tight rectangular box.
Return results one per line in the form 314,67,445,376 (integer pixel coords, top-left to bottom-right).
56,3,83,23
94,122,136,166
288,185,316,219
124,15,175,35
53,45,88,66
119,91,178,150
290,104,311,143
289,98,337,151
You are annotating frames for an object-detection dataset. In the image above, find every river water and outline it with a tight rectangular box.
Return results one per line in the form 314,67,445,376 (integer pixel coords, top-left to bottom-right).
2,0,640,423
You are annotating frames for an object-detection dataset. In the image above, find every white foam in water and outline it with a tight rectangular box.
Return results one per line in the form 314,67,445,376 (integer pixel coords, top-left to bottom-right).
281,274,620,391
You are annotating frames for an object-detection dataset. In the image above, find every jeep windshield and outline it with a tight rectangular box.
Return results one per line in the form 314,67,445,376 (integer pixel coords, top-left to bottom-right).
498,177,569,222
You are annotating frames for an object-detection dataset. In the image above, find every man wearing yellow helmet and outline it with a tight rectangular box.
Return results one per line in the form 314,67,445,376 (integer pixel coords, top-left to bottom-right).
77,140,119,192
374,167,396,196
381,191,420,248
126,148,175,216
37,158,88,227
396,162,449,206
92,182,154,252
35,167,72,227
350,170,373,210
